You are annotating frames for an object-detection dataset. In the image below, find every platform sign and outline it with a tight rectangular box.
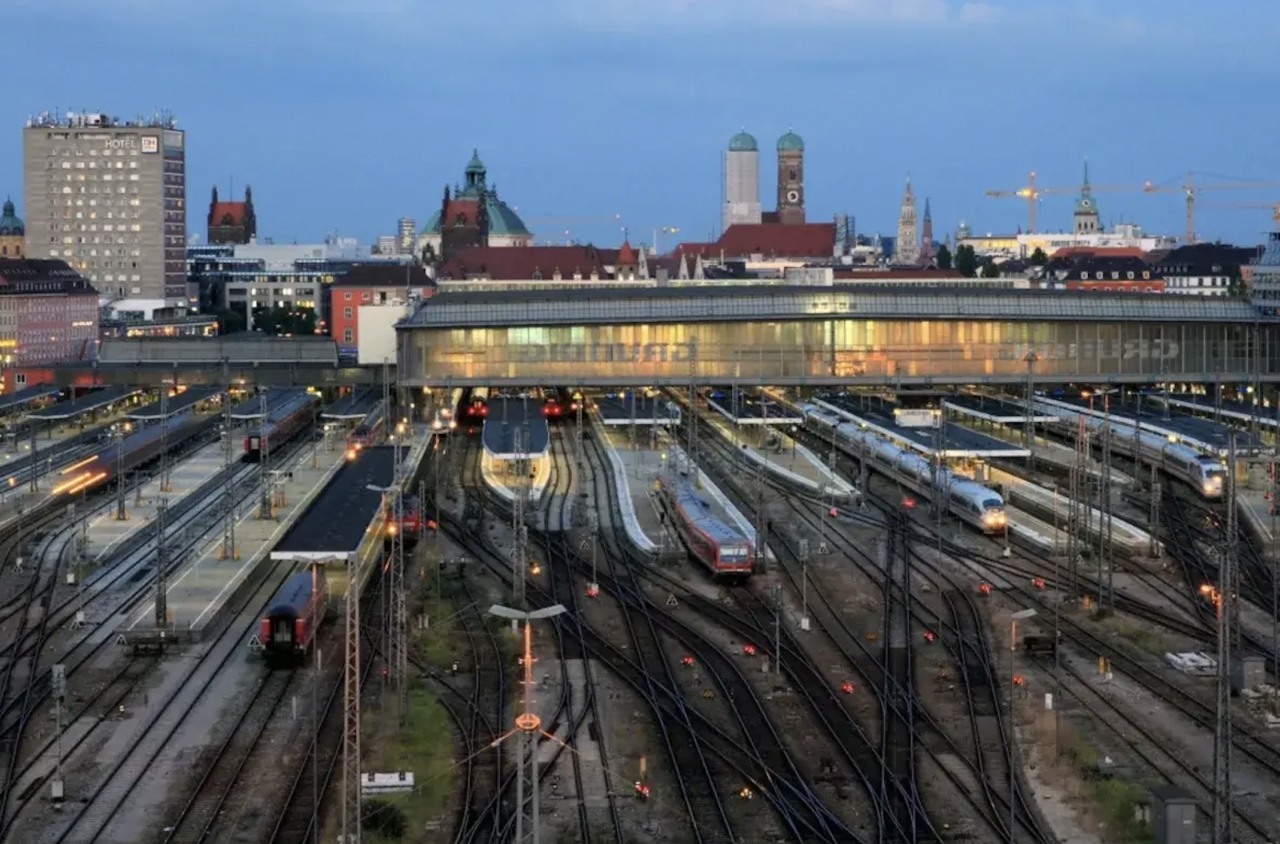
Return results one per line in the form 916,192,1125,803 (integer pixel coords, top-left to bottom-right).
894,409,940,428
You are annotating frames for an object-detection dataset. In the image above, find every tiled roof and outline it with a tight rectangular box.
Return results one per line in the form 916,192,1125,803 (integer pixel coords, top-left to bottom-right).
617,240,637,266
422,195,531,237
0,259,97,294
833,269,964,280
438,246,614,280
674,223,836,260
210,201,246,226
1050,246,1146,260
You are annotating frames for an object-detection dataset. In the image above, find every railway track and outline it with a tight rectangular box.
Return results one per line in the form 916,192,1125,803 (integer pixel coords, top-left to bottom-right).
459,429,857,842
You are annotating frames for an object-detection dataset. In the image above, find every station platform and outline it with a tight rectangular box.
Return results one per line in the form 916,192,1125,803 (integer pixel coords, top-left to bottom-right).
228,388,309,420
26,386,143,422
698,407,856,499
1238,488,1276,557
1162,394,1280,435
483,398,550,458
705,387,804,425
481,450,551,506
80,438,233,564
126,387,222,421
594,393,680,426
0,384,61,415
989,467,1155,559
814,394,1029,459
1035,393,1262,457
321,387,378,420
1004,506,1066,556
121,442,349,642
271,445,397,561
944,394,1060,425
593,425,666,555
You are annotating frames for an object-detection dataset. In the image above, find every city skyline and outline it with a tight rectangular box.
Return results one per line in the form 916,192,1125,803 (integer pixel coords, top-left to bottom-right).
4,0,1277,249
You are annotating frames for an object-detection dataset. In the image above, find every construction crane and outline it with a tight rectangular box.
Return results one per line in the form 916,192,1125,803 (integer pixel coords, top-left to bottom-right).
1141,175,1280,243
984,169,1132,234
1198,202,1280,231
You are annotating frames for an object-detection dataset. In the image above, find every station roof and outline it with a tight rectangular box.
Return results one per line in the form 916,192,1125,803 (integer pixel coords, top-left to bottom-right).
1162,395,1280,429
483,397,550,458
944,394,1059,425
594,393,680,425
400,284,1267,330
26,386,143,421
1043,393,1262,455
322,388,379,420
0,384,61,414
229,389,310,420
126,387,221,420
818,393,1030,458
271,446,397,561
98,335,339,366
706,388,804,424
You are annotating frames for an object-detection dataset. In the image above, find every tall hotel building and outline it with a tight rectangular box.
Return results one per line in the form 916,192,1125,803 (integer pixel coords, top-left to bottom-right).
23,111,186,311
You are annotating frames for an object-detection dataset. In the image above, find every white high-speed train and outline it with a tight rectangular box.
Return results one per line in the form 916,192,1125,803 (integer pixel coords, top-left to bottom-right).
801,405,1008,534
1035,398,1226,499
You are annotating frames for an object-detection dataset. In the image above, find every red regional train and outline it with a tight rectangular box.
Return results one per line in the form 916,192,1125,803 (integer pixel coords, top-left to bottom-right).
657,473,755,579
245,393,319,462
464,387,490,422
347,401,387,455
385,495,429,546
259,563,329,665
53,415,213,498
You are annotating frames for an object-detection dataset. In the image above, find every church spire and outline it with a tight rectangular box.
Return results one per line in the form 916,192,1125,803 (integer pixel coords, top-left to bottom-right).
894,174,920,265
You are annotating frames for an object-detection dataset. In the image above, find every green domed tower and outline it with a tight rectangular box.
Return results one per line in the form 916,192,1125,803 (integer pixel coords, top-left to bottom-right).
776,130,805,225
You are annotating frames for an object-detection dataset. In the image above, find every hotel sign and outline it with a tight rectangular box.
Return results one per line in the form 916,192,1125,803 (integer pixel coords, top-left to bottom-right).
141,136,158,154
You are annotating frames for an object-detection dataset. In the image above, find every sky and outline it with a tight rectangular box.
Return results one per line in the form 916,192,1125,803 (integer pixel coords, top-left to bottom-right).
3,0,1278,251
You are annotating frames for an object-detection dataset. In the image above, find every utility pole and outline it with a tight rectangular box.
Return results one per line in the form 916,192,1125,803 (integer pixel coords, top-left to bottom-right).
754,397,771,568
341,551,363,844
1066,414,1086,598
686,350,699,477
628,390,637,453
574,394,584,473
158,388,172,492
1140,414,1161,559
51,664,66,803
219,387,239,560
114,423,128,521
257,392,273,520
1212,433,1236,844
28,421,38,493
392,483,407,727
154,498,169,629
512,426,528,609
1097,395,1114,613
1023,351,1039,472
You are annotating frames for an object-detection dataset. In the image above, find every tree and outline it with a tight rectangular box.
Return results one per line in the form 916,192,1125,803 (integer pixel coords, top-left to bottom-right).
1029,247,1048,266
362,799,407,838
955,244,978,278
980,261,1001,278
208,307,245,335
935,243,953,271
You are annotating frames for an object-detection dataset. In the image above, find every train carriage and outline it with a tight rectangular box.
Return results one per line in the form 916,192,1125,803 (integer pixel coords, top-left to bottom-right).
348,401,387,453
658,473,755,579
259,563,329,666
245,393,319,462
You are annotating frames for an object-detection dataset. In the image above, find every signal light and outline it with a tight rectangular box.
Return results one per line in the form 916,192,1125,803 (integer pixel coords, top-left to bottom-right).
840,681,855,694
903,497,916,509
979,583,992,595
426,519,438,531
922,630,936,643
742,644,757,656
828,507,838,518
681,655,695,667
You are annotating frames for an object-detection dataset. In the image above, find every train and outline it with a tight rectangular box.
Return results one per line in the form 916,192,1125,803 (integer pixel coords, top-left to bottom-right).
259,563,330,665
385,495,425,545
245,392,320,462
464,387,490,422
1034,398,1227,499
656,472,755,579
347,401,387,454
52,415,214,498
802,405,1008,534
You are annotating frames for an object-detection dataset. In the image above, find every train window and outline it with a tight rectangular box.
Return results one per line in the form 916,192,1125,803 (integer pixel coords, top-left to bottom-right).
982,498,1001,510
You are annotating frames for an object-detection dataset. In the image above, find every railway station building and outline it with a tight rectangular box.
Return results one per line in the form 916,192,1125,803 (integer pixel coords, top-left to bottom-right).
395,285,1280,388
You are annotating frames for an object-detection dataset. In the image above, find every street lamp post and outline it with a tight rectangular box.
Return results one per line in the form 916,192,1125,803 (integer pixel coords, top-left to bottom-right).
488,603,567,844
1009,607,1037,842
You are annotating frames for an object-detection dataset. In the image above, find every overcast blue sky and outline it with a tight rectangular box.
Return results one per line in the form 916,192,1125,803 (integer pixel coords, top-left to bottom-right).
4,0,1277,250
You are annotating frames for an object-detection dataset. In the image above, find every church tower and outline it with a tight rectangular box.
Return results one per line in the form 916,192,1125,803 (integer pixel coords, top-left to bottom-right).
893,176,919,265
920,197,935,262
723,130,762,231
1073,160,1100,234
776,130,805,225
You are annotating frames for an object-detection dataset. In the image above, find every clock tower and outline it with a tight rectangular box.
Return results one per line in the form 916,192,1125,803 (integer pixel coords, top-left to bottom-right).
776,130,805,225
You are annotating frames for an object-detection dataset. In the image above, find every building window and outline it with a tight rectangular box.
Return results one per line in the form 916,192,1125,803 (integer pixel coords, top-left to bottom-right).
343,307,352,319
343,291,352,301
343,328,354,343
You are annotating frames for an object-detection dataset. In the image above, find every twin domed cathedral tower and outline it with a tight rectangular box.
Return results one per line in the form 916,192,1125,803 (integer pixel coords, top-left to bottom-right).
722,130,806,231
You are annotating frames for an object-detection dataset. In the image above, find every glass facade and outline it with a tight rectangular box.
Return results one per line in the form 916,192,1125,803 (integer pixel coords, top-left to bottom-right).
400,318,1280,386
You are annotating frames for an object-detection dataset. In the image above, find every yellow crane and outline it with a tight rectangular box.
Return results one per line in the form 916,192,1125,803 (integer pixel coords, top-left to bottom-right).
1196,201,1280,230
984,171,1131,234
1142,176,1280,242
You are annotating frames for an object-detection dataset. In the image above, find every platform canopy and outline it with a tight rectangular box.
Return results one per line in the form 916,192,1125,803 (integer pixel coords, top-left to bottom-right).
126,387,221,421
26,386,142,421
271,447,396,561
483,397,550,458
0,385,61,414
321,388,379,420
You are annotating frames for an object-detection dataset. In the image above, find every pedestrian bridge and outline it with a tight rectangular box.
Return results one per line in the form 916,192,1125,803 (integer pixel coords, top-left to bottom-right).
395,284,1280,388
